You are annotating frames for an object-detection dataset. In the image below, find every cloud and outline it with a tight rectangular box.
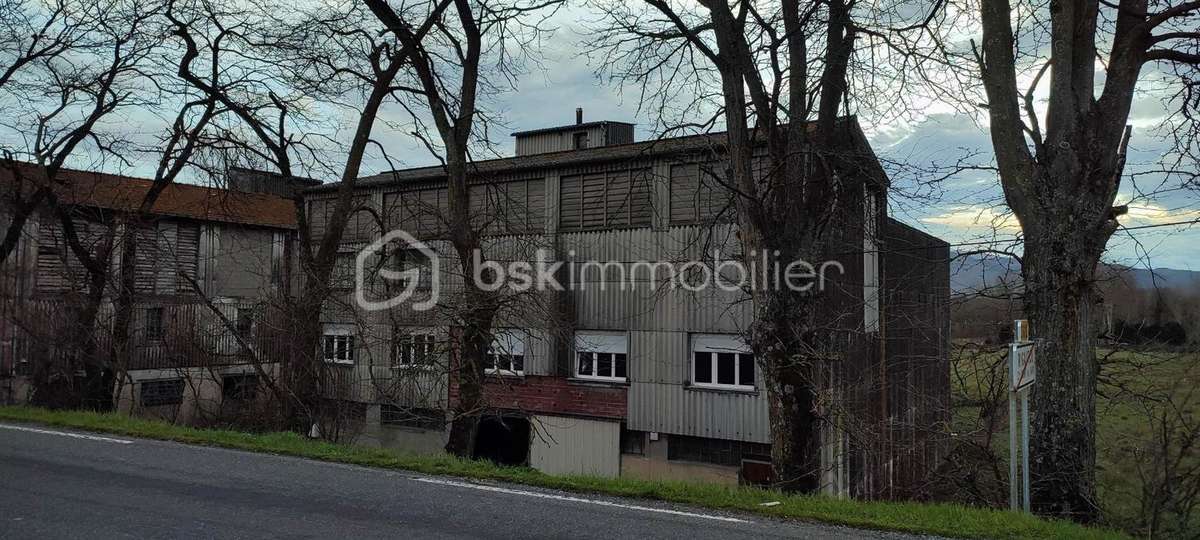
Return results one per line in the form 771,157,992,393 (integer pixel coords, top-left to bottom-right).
920,205,1020,232
919,200,1200,231
1118,200,1200,226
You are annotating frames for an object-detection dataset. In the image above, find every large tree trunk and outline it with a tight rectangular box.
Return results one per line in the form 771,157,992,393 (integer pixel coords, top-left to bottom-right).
108,221,140,408
442,153,497,458
287,283,326,433
1022,230,1104,522
77,268,113,411
753,290,823,492
445,320,489,457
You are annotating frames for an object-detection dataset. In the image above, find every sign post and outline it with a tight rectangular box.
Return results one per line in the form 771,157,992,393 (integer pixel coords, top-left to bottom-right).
1009,319,1035,512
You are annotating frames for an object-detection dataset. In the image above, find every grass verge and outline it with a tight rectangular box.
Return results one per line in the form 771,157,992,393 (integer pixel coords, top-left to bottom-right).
0,405,1124,540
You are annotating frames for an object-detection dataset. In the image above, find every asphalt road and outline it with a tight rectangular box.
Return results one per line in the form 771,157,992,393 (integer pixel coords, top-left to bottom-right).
0,422,925,539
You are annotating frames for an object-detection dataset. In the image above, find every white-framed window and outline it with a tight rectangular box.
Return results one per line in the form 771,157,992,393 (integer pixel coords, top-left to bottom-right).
486,330,525,375
690,334,755,390
574,331,628,381
392,328,438,368
322,326,355,365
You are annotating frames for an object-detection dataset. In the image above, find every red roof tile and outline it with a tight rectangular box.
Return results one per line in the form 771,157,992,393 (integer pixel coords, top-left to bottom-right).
1,162,297,229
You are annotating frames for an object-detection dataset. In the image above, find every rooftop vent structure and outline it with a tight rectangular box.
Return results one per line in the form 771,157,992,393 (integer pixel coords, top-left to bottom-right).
512,109,634,156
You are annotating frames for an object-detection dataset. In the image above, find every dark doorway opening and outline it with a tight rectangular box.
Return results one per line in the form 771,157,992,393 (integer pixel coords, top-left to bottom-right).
473,414,530,466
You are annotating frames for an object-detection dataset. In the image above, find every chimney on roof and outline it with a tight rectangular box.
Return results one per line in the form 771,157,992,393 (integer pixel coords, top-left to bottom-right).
575,107,583,125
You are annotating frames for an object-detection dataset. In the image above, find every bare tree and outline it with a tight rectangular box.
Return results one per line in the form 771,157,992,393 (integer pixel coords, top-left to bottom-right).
0,0,167,407
364,0,562,456
0,0,127,264
585,0,945,492
962,0,1200,521
169,0,457,432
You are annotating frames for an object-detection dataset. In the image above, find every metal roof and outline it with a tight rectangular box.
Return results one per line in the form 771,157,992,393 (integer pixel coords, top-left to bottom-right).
510,120,635,137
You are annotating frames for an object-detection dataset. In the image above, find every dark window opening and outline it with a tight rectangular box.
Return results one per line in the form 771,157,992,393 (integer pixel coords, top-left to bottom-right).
739,354,756,386
597,352,612,377
667,434,771,467
716,352,736,385
572,132,588,150
381,404,445,431
620,427,645,455
145,307,164,340
141,379,184,407
693,352,712,384
222,374,258,401
235,307,255,337
473,415,530,466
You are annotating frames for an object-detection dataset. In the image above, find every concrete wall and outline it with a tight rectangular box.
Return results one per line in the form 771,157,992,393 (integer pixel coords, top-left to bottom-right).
356,404,449,455
619,434,739,485
115,364,278,426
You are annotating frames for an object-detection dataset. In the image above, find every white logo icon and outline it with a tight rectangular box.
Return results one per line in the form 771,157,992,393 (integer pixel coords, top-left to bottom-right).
356,229,439,312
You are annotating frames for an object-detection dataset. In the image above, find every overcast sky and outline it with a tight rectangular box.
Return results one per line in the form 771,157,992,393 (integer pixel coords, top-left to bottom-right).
7,4,1198,271
360,7,1200,271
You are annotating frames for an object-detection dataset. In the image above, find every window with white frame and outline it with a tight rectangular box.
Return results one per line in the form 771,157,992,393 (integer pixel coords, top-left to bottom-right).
690,334,755,390
486,330,525,375
322,326,355,365
392,328,437,368
574,332,628,381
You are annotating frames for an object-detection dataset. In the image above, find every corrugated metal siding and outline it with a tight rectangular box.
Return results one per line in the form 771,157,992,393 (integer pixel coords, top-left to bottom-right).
624,330,770,443
605,124,634,145
553,224,766,444
382,178,544,239
626,382,770,444
877,218,951,499
337,322,451,407
668,162,734,225
528,414,620,477
559,226,749,333
515,125,607,156
312,320,557,405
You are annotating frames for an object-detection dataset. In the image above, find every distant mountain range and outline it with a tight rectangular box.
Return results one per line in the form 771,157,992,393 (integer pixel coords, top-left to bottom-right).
950,252,1200,295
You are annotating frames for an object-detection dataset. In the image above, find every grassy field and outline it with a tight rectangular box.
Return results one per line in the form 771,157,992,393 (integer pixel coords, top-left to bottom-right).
0,404,1125,540
950,344,1200,537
